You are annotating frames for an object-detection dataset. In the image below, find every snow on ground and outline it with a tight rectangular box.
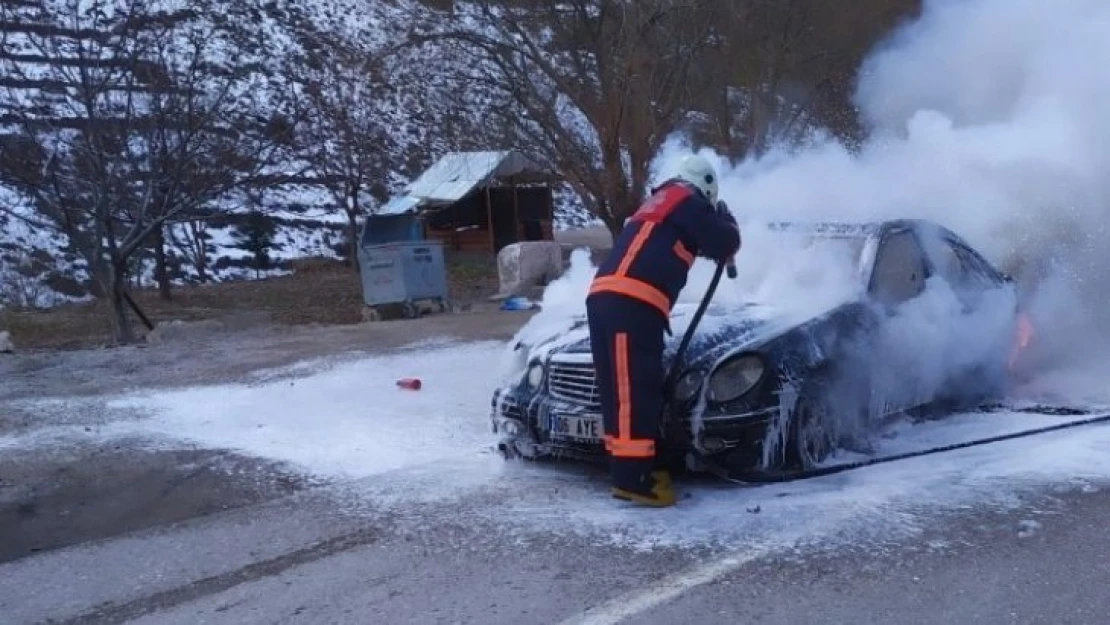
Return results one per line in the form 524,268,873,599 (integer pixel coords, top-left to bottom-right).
6,339,1110,555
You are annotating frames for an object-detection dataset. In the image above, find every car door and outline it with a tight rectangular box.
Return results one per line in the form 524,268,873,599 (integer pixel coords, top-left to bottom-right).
864,227,931,418
928,237,1016,400
934,237,1007,308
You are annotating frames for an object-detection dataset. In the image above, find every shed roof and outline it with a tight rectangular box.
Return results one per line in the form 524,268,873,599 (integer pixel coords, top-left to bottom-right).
376,150,550,216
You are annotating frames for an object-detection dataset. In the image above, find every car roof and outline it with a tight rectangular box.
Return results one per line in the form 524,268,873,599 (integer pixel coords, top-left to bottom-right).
764,220,882,237
765,218,961,243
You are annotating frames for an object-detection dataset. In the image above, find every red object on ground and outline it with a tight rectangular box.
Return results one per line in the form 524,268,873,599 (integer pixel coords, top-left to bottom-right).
396,378,422,390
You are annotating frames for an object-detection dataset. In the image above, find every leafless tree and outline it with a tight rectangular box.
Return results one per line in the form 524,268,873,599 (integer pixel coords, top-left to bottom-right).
286,37,394,268
689,0,922,159
406,0,720,236
166,217,213,282
285,7,489,265
0,0,301,343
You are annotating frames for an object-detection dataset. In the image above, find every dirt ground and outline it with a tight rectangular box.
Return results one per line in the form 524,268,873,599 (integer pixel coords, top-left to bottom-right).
0,303,534,403
1,227,611,353
0,255,502,351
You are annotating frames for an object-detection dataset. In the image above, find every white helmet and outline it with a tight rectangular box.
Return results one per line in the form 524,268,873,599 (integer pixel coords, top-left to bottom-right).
671,154,718,205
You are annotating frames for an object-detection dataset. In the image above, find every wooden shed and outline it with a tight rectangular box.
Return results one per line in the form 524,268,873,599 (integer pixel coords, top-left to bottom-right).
369,151,557,255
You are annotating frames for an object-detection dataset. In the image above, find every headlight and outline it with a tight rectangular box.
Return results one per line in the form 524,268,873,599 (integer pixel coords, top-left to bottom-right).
527,363,544,388
707,354,764,403
673,371,703,402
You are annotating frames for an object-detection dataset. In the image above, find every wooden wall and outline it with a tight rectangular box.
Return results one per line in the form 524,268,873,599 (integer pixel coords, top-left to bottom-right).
421,183,557,256
424,227,491,254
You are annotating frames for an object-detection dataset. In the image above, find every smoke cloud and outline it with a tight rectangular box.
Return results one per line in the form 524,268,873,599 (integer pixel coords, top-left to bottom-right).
511,0,1110,405
652,0,1110,376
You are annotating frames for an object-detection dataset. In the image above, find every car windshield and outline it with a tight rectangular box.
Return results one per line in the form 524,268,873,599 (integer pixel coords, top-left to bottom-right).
723,224,869,316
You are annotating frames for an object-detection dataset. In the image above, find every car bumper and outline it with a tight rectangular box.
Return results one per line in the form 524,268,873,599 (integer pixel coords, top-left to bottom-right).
490,385,608,462
490,385,781,466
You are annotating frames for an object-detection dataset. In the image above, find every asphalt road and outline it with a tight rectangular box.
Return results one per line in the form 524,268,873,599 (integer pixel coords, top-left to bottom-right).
630,489,1110,625
4,319,1110,625
2,438,1109,625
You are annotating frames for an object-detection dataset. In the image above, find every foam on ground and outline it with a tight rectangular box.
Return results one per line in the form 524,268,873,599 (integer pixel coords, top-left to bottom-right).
6,341,1110,554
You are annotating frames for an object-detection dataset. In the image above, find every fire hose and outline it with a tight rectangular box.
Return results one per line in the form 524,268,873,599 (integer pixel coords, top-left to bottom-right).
710,409,1110,485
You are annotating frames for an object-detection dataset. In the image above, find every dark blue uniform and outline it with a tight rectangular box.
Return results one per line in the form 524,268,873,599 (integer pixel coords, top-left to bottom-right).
586,180,740,491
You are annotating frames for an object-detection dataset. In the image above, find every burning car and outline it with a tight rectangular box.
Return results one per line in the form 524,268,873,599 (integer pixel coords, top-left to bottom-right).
491,219,1028,479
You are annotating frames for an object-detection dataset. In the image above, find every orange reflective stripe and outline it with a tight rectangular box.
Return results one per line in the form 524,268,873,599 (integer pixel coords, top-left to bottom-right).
603,332,656,459
616,222,655,276
673,240,694,266
604,436,655,458
615,332,631,440
588,276,671,317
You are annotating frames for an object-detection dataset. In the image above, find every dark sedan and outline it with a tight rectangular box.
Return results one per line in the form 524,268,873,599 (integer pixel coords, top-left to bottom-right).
491,219,1026,478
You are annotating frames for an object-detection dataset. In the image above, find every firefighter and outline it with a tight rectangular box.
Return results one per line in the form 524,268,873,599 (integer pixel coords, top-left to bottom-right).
586,154,741,507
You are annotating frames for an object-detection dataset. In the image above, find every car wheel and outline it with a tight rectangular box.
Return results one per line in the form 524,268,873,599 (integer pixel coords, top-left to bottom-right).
786,390,838,471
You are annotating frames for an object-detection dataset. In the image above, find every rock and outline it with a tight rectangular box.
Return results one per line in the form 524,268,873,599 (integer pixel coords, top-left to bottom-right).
146,319,225,343
0,331,13,354
494,241,564,299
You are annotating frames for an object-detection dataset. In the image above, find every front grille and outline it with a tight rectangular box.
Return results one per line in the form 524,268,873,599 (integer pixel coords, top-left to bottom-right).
547,356,601,409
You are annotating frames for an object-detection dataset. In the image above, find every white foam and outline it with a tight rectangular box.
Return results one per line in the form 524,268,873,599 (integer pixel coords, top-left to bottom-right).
99,341,509,480
6,341,1110,553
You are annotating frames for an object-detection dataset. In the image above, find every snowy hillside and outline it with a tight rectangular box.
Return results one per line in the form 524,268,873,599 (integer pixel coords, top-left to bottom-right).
0,0,591,308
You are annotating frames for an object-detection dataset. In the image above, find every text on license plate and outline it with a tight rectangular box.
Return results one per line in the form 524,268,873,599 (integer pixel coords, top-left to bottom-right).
548,413,602,442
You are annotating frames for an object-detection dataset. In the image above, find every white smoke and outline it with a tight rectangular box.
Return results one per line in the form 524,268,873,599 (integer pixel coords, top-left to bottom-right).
661,0,1110,374
513,0,1110,391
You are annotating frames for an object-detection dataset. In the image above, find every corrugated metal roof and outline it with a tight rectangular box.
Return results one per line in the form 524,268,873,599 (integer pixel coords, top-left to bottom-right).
377,194,422,216
404,150,532,204
375,150,544,216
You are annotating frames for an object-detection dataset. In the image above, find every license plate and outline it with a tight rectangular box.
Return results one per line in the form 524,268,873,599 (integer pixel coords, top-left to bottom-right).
548,413,602,443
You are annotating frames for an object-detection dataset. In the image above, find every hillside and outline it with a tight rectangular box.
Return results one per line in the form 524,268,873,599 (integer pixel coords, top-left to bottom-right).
0,0,592,310
0,0,922,339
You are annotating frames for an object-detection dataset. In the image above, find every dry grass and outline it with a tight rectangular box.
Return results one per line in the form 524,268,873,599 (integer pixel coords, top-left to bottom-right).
1,255,501,351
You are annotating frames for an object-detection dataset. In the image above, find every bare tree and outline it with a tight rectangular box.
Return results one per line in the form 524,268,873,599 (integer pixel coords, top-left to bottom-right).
285,7,486,265
0,0,300,343
407,0,719,236
689,0,922,159
286,37,394,268
167,217,213,282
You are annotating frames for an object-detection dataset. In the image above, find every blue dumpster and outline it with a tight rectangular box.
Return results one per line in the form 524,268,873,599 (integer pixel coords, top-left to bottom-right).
357,212,450,319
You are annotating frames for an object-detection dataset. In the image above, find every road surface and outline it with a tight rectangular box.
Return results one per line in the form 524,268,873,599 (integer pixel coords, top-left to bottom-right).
2,313,1109,624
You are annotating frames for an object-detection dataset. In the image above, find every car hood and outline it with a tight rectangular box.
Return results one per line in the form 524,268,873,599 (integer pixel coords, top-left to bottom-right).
522,301,818,372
